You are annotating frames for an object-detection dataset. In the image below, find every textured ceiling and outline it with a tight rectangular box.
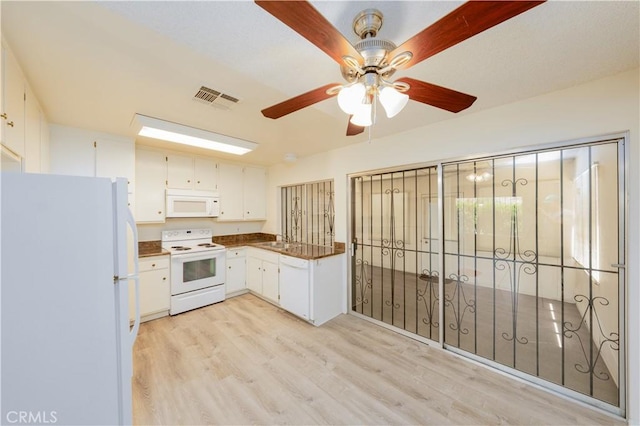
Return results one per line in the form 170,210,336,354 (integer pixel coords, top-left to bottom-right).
2,1,638,165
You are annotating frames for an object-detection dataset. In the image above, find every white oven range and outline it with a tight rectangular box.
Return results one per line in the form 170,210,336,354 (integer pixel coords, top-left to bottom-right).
161,229,226,315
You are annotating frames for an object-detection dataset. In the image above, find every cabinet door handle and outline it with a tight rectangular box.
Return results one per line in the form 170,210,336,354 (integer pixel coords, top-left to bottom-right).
228,266,231,269
152,263,156,267
197,180,201,184
0,113,7,119
7,121,14,127
162,277,166,281
187,180,191,183
158,211,162,214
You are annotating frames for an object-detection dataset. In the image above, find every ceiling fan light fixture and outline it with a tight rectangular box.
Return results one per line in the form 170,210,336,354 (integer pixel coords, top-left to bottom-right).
350,102,373,127
379,85,409,118
337,82,366,114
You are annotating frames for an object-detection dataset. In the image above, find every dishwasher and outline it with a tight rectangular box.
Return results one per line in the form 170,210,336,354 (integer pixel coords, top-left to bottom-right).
279,255,310,320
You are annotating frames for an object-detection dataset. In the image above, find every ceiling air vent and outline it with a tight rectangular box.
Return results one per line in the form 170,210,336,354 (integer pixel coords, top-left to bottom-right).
193,86,240,110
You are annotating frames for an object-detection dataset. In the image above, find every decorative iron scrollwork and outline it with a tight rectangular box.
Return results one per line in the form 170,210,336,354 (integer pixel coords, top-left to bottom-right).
382,187,405,311
564,295,619,381
354,258,372,307
324,189,335,237
444,273,475,334
418,269,439,327
495,177,536,346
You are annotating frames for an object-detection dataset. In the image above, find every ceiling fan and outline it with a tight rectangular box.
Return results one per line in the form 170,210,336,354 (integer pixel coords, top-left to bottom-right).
256,1,545,136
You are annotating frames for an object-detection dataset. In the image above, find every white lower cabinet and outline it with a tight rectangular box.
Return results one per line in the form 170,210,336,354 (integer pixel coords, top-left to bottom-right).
246,247,279,304
246,247,345,326
131,256,170,322
226,247,247,296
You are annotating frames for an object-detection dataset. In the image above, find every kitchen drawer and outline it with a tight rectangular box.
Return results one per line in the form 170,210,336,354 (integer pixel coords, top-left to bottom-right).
139,256,170,273
226,247,247,259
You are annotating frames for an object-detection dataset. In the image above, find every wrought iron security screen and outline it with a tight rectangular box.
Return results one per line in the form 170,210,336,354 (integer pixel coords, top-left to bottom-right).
442,140,624,409
349,137,626,413
351,167,440,340
281,180,335,246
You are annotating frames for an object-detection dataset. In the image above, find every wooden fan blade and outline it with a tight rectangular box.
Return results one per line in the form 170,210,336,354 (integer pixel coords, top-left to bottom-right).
255,1,363,65
346,116,365,136
389,1,545,69
261,83,340,119
397,77,477,113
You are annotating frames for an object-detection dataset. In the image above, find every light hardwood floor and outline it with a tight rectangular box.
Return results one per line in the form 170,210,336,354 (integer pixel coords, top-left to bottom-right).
132,293,622,425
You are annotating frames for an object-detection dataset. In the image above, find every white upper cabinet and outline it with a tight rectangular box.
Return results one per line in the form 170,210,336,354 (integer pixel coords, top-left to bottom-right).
135,148,167,223
218,163,244,220
1,44,25,158
166,154,193,189
49,126,94,176
243,166,267,220
194,157,217,191
49,125,135,193
218,163,267,221
95,139,135,193
167,154,218,191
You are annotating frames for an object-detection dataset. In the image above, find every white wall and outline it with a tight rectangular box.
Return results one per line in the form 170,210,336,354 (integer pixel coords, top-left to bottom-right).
266,68,640,422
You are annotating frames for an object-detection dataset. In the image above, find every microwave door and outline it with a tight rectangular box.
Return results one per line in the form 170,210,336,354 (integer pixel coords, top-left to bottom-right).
168,197,210,217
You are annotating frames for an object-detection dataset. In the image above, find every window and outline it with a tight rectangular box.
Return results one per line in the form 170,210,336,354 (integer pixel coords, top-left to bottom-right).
281,180,335,246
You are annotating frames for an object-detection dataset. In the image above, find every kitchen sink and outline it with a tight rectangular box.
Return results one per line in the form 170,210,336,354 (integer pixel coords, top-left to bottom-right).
255,241,300,250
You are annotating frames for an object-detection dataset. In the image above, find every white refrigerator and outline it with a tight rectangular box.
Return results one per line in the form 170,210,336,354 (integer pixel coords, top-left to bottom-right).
0,172,140,425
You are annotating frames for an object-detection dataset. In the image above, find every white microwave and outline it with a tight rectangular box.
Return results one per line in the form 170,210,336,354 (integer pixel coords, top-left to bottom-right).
166,189,220,218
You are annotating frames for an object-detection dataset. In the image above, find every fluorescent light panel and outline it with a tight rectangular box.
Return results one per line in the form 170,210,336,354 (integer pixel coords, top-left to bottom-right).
134,114,257,155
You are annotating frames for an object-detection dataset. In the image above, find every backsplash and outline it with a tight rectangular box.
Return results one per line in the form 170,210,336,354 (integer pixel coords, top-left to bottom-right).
212,233,275,245
136,219,265,242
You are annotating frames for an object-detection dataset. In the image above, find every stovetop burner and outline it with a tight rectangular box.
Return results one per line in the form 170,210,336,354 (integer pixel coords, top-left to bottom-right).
161,229,225,255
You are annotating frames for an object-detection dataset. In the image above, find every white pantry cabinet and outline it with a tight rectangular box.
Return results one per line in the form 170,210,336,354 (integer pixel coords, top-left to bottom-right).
135,148,167,223
1,42,49,172
23,83,48,173
246,247,279,303
1,44,25,158
225,247,247,296
218,163,267,221
167,154,217,191
130,256,170,322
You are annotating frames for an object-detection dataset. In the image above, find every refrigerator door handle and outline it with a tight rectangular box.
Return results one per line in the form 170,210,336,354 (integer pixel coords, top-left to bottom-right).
125,207,141,343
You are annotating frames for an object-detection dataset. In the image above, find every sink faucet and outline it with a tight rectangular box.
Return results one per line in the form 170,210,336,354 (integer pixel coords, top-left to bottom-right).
275,233,290,243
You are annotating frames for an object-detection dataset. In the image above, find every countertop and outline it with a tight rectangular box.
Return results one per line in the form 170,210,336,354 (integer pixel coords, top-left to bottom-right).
246,241,344,260
214,233,345,260
138,241,169,258
138,233,345,260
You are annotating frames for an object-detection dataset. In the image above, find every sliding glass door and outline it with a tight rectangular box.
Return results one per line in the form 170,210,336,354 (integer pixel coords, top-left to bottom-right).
349,137,626,413
351,167,440,341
